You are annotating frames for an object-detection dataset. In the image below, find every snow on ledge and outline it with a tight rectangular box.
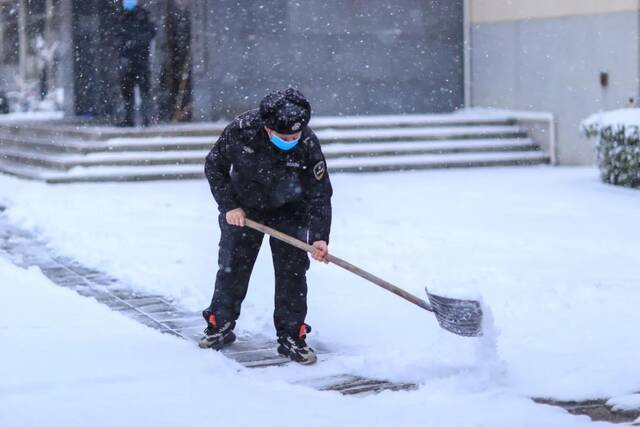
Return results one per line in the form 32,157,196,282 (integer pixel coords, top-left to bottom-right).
607,394,640,412
0,111,64,123
581,108,640,134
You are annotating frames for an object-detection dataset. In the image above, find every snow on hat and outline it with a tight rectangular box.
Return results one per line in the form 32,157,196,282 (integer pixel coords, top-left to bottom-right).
260,88,311,134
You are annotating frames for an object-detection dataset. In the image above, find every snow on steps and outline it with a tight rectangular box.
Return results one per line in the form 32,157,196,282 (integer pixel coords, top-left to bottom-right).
0,114,550,183
0,151,550,184
0,125,526,153
0,112,519,141
0,138,538,169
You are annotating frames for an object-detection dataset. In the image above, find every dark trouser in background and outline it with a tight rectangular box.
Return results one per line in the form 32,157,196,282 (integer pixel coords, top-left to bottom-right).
119,57,152,127
204,206,310,337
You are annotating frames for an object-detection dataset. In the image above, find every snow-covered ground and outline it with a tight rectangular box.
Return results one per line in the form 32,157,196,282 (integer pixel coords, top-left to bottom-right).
0,257,594,427
1,166,639,426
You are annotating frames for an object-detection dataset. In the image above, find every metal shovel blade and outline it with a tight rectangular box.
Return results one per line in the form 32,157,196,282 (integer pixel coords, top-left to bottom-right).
426,287,483,337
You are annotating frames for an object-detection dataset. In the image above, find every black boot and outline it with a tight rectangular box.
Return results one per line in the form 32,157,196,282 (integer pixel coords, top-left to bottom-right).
277,324,317,365
198,311,236,350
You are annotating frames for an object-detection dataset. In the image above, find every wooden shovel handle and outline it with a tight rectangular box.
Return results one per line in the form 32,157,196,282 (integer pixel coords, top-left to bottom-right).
244,218,433,312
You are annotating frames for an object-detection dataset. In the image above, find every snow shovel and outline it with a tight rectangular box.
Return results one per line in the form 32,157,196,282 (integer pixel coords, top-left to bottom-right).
244,219,483,337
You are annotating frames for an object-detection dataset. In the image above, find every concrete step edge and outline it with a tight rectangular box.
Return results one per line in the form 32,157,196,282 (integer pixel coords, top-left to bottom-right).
1,143,543,170
0,131,530,155
0,151,550,184
0,115,519,141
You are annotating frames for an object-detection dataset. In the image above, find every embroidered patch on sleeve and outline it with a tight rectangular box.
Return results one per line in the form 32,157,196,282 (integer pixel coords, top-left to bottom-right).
313,161,326,181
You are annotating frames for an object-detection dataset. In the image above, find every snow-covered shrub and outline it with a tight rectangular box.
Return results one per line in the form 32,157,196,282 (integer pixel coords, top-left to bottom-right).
581,109,640,188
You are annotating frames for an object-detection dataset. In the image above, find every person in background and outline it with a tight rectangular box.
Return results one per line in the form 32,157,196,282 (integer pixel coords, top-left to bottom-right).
116,0,156,127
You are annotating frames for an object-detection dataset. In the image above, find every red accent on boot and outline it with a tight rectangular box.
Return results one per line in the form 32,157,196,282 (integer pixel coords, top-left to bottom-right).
298,324,307,338
208,313,217,328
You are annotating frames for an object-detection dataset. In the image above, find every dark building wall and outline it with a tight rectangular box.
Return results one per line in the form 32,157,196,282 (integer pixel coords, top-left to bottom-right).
60,0,74,115
191,0,463,121
71,0,120,117
0,2,22,93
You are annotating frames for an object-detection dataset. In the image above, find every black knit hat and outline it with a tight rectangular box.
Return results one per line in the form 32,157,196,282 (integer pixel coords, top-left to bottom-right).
259,88,311,134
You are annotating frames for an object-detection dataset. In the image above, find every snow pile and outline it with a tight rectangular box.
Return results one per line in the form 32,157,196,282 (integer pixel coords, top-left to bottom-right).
581,108,640,135
474,302,506,387
607,394,640,412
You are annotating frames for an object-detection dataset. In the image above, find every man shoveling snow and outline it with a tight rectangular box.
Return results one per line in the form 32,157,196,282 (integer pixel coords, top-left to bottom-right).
200,88,332,365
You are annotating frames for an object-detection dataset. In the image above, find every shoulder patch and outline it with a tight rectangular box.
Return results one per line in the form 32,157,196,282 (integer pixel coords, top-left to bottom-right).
313,161,326,181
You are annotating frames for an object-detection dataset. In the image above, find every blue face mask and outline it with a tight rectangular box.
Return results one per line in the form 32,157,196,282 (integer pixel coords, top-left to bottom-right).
270,134,300,151
123,0,138,10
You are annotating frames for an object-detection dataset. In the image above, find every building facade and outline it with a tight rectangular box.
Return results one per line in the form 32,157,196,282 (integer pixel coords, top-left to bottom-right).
467,0,640,165
1,0,633,165
189,0,464,119
0,0,192,122
0,0,464,122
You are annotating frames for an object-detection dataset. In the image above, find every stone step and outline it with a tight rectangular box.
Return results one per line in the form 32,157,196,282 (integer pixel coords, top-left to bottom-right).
0,133,216,154
0,113,548,182
321,138,537,157
328,150,550,172
0,150,550,183
0,124,526,154
316,125,526,142
0,138,538,170
0,122,225,142
0,113,516,141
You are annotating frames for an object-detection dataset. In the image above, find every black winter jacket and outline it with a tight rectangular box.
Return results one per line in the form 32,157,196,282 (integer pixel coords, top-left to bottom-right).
116,7,157,61
205,110,332,243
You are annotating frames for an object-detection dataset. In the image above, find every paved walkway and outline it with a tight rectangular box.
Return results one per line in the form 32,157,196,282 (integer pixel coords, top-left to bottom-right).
0,207,415,395
0,206,638,420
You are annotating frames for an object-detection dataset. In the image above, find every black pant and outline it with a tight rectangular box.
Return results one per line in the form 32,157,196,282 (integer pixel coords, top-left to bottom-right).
119,57,152,126
205,207,310,337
